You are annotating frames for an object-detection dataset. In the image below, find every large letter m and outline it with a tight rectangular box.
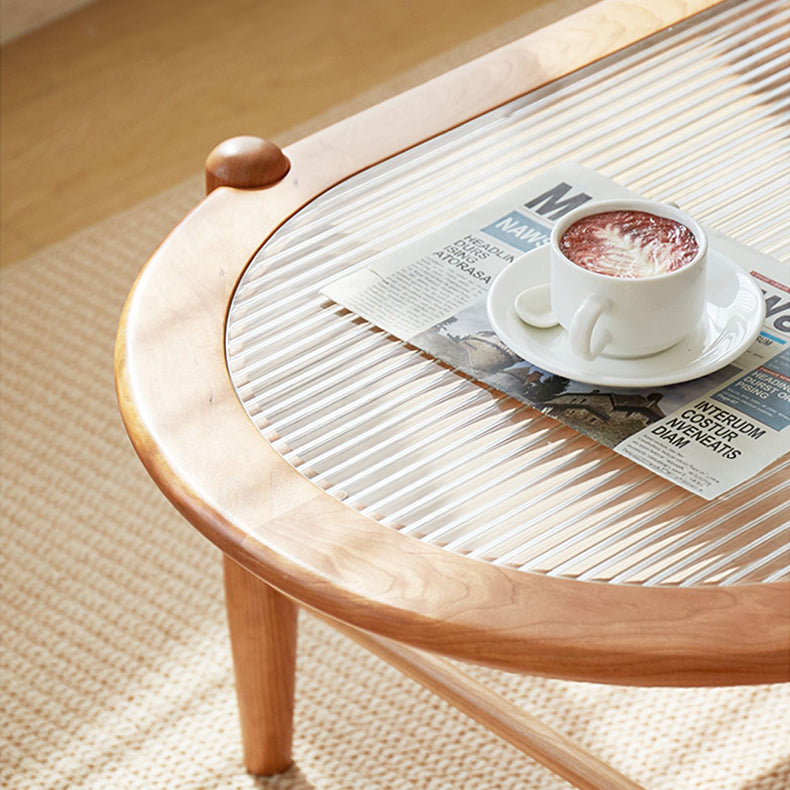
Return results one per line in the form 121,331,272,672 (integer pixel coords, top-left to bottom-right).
524,183,592,220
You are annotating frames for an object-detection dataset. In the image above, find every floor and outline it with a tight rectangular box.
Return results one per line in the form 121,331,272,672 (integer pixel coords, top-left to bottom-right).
0,0,599,267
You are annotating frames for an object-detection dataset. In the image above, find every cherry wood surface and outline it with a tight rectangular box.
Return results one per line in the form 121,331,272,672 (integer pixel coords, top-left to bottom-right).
115,0,789,689
223,556,297,775
330,618,645,790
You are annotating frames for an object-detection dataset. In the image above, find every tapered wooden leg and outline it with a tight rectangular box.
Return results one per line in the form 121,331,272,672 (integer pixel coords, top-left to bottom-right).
223,555,298,776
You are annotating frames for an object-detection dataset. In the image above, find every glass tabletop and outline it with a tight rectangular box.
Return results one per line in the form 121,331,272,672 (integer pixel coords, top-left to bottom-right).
226,0,789,588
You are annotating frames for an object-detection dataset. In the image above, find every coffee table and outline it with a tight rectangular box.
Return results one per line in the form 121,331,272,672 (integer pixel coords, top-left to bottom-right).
115,1,790,787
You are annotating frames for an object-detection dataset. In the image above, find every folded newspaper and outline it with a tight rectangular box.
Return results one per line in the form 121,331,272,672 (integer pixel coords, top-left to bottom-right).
321,164,789,499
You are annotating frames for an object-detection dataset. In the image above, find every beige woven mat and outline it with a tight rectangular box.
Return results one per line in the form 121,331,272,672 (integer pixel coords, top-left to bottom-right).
3,6,790,789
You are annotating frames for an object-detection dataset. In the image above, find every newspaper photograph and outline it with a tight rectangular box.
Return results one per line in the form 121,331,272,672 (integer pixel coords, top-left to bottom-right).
321,164,789,499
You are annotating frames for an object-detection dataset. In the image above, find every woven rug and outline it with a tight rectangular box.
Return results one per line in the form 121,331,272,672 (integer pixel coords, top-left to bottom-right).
2,6,790,789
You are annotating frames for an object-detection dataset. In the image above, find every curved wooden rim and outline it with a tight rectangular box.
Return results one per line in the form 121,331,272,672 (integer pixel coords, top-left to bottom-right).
115,0,789,686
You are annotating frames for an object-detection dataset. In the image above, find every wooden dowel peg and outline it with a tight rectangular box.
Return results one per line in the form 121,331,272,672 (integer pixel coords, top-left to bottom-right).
205,136,290,194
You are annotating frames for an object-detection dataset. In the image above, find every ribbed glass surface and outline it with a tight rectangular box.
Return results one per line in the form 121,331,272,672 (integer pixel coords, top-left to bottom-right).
227,0,790,587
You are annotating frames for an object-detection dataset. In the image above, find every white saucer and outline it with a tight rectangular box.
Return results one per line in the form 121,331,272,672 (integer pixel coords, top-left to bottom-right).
486,245,765,388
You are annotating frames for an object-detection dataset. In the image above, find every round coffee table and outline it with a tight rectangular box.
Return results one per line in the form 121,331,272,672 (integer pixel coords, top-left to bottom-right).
115,2,790,787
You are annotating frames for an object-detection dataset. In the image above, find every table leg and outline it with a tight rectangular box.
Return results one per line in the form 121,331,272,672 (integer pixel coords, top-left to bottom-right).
222,554,298,776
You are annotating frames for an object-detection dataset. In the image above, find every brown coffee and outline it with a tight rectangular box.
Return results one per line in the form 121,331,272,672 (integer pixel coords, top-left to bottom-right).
559,209,698,278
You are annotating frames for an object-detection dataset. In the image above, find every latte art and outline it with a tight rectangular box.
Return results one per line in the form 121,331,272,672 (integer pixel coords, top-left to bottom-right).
559,209,699,278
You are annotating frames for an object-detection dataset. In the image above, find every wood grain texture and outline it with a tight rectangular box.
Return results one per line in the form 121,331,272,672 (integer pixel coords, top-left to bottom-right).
0,0,93,43
115,0,789,688
223,555,298,776
332,620,645,790
205,137,290,194
0,0,598,265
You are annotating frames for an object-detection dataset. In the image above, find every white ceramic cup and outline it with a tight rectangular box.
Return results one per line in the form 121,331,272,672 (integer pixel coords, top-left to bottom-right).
549,199,708,360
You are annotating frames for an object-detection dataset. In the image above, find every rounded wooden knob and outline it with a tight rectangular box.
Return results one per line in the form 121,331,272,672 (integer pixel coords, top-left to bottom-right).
205,136,291,194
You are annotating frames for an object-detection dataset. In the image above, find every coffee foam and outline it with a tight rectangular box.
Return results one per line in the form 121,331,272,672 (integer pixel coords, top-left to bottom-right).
560,210,698,278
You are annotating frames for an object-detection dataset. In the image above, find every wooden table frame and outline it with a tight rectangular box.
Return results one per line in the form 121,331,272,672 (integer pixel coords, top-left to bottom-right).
115,2,789,787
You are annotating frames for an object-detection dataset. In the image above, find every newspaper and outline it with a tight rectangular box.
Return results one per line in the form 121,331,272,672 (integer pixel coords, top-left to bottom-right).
321,164,789,499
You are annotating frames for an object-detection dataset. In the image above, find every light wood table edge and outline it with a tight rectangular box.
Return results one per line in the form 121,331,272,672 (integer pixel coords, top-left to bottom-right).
114,0,788,699
285,0,727,179
115,180,789,687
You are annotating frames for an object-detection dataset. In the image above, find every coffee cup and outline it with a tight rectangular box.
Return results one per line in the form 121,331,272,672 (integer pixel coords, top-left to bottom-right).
546,198,708,360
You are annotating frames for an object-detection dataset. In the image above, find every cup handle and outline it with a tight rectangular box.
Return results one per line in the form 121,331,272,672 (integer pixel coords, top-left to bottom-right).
569,295,611,360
